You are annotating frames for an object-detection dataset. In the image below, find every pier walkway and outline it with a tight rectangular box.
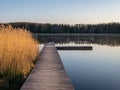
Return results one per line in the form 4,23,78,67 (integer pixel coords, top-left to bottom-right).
20,42,74,90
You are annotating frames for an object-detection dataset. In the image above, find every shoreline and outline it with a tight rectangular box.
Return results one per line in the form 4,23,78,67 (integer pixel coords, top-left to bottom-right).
33,33,120,36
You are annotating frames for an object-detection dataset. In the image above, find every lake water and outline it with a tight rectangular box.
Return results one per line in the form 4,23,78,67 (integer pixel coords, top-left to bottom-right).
37,34,120,90
58,44,120,90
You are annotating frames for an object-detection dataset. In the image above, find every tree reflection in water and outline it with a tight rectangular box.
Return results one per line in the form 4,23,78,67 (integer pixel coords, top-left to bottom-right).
35,34,120,46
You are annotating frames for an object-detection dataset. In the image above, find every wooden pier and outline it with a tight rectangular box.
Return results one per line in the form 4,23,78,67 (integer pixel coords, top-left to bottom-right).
20,42,74,90
56,46,93,50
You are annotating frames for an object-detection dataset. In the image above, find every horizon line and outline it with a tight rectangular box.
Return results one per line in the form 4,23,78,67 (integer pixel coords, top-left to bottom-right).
1,21,120,25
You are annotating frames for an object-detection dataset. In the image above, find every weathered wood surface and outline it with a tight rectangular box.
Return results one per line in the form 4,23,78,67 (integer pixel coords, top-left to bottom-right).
20,42,74,90
56,46,93,50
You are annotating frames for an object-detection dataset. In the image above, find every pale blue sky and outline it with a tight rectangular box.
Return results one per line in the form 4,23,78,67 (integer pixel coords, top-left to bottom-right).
0,0,120,24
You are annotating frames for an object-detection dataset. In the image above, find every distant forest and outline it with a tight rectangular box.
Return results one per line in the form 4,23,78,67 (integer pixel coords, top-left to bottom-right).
3,22,120,34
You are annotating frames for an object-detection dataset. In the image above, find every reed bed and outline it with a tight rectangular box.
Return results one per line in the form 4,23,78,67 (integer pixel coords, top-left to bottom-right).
0,24,39,89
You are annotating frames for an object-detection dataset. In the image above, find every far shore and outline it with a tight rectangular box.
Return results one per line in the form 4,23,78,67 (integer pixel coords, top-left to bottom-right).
33,33,120,36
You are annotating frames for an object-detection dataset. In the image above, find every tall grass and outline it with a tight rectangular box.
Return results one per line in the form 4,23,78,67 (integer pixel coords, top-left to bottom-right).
0,24,39,89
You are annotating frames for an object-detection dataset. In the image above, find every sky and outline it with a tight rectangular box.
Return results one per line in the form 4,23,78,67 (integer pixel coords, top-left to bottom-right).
0,0,120,24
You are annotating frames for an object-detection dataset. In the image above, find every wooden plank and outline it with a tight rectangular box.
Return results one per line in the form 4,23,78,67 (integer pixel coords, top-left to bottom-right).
56,46,93,50
20,42,74,90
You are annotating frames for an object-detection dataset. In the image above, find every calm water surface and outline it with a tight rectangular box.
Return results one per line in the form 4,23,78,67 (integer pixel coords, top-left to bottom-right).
37,35,120,90
58,44,120,90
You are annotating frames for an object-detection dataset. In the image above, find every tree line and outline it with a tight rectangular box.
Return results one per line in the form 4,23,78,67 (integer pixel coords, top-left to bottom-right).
2,22,120,34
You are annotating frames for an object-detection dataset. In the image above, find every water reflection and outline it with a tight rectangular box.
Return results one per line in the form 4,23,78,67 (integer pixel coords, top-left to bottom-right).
36,34,120,46
36,35,120,90
59,45,120,90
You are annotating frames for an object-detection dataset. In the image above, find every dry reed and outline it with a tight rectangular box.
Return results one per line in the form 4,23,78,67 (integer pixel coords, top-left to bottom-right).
0,24,39,88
